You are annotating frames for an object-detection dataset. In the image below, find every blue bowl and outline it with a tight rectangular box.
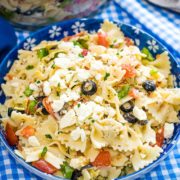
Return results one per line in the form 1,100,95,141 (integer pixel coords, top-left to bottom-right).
0,18,179,180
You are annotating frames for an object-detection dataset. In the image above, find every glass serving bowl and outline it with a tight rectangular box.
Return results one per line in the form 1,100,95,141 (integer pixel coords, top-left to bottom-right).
0,0,108,30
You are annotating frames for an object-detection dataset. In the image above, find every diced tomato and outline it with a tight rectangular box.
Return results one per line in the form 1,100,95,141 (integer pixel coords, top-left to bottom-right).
81,49,88,56
92,150,111,167
42,97,56,119
129,88,139,99
124,37,134,46
122,64,136,78
97,32,109,47
6,74,13,80
5,123,18,146
21,126,35,138
32,159,57,174
62,32,85,42
156,127,164,147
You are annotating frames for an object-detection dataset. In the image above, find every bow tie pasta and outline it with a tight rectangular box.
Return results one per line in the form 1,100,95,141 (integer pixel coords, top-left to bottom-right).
0,20,179,180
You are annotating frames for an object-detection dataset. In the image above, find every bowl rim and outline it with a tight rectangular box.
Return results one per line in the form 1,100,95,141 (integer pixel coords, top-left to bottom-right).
0,17,179,180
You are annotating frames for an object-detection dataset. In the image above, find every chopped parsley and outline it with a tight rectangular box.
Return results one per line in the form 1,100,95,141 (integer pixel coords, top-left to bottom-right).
26,65,34,70
118,85,130,99
104,72,110,81
41,146,48,157
45,134,52,139
77,104,81,108
24,87,33,97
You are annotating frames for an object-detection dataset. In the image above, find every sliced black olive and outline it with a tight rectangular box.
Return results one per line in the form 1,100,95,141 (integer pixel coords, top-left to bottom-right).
142,80,156,92
36,101,49,115
71,169,82,180
71,164,92,180
120,101,134,113
81,80,97,96
8,108,25,117
123,113,138,123
137,120,148,126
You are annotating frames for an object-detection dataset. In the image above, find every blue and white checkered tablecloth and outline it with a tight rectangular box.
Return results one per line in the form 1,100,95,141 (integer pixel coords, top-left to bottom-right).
0,0,180,179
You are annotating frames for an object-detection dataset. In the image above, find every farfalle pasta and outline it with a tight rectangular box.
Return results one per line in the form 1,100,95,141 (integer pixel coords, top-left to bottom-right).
0,21,179,179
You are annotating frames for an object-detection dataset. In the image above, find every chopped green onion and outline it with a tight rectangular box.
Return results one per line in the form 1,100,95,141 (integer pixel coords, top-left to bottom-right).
73,39,88,49
41,146,48,157
26,65,34,70
150,69,158,76
61,162,74,179
77,104,81,108
104,72,110,81
78,53,84,58
141,47,155,61
37,48,49,59
45,134,52,139
28,100,37,113
24,87,33,97
118,85,130,99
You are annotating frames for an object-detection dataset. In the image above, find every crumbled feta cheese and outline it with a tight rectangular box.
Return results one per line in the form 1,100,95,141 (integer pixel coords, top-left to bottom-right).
77,69,90,81
44,151,64,169
54,57,72,69
106,107,116,117
43,81,51,96
28,136,40,147
51,99,64,112
74,102,94,122
95,73,102,80
29,83,38,91
94,96,103,104
133,106,147,120
91,60,104,71
66,90,80,101
70,127,86,142
164,123,174,139
60,109,77,129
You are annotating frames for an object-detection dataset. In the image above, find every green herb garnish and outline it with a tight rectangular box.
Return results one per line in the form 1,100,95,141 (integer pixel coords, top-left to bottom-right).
61,162,74,179
77,104,81,108
26,65,34,70
141,47,155,61
104,72,110,81
41,147,48,157
118,85,130,99
37,48,49,59
24,87,33,97
45,134,52,139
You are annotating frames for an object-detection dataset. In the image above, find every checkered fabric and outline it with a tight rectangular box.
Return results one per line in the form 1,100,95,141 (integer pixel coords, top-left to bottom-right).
0,0,180,179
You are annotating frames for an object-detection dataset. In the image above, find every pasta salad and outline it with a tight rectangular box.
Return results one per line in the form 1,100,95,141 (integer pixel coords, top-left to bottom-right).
0,21,180,180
